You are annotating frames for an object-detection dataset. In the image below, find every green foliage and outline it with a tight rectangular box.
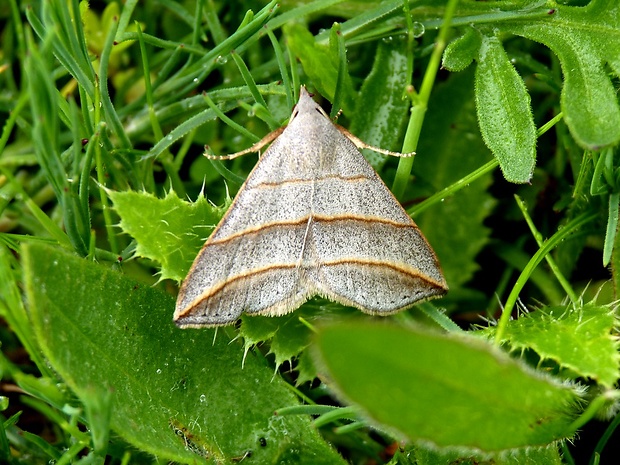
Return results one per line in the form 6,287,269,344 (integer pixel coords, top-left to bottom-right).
110,189,230,281
413,69,496,292
443,0,620,180
285,22,356,114
349,37,410,170
412,444,564,465
487,302,620,388
240,303,362,374
474,33,537,183
23,242,343,464
2,0,620,463
504,0,620,149
447,29,537,183
312,322,581,452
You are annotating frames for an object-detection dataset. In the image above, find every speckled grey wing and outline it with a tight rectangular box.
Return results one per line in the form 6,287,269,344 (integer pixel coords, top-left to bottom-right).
300,120,447,314
173,131,319,327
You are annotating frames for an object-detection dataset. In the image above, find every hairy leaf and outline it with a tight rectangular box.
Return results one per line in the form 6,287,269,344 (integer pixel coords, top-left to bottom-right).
413,443,563,465
443,0,620,155
110,190,229,282
475,33,537,183
490,302,620,388
313,322,582,452
23,243,345,464
502,0,620,149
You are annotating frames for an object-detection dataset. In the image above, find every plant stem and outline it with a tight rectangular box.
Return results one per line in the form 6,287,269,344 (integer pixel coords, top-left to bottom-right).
514,195,579,303
409,159,498,217
495,211,597,344
392,0,460,199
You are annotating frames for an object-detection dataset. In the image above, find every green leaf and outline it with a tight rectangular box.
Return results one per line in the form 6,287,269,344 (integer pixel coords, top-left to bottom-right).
480,1,620,149
23,242,345,464
489,302,620,388
503,0,620,149
412,444,564,465
475,33,536,183
312,322,581,452
441,0,620,178
109,189,230,281
0,245,48,373
414,69,496,290
442,26,480,72
284,23,355,114
241,303,360,372
349,37,410,170
412,443,563,465
295,350,318,386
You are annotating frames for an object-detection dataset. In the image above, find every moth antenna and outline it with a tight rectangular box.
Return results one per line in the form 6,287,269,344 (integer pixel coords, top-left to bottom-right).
337,125,415,157
203,126,285,160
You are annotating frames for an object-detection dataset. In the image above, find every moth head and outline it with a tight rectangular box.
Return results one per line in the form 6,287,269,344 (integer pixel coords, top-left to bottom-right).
292,86,329,122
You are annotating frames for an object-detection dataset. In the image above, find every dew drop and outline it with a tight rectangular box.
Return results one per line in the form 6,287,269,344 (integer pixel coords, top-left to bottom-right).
412,22,425,38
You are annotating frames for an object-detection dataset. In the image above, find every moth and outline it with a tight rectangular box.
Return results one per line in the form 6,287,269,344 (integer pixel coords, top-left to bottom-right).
175,87,447,327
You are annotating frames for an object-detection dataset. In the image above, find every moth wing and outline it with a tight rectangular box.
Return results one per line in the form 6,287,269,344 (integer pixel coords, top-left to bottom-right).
174,132,319,327
306,128,447,313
